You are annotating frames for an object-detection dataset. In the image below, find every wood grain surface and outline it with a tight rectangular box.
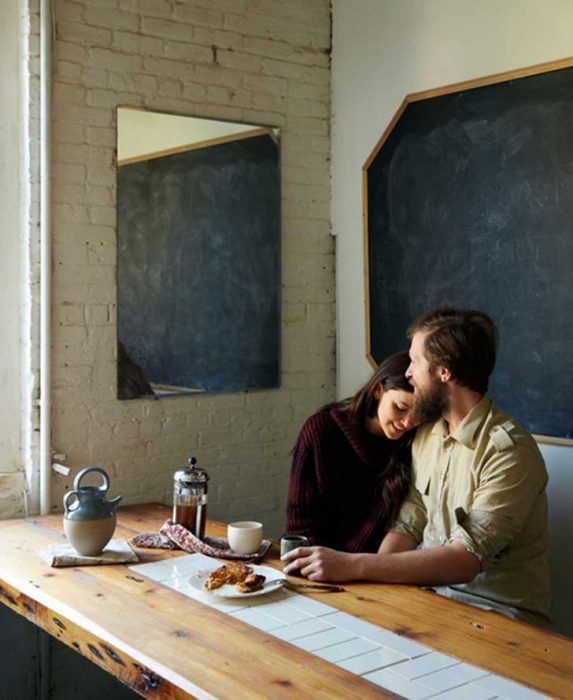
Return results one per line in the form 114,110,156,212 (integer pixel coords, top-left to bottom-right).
1,504,572,699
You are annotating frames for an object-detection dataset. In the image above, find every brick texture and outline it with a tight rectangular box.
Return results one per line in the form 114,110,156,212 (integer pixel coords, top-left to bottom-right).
49,0,333,537
5,0,43,519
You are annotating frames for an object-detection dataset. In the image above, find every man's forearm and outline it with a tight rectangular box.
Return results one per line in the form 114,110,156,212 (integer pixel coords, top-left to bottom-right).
356,541,481,586
282,539,481,585
378,530,417,554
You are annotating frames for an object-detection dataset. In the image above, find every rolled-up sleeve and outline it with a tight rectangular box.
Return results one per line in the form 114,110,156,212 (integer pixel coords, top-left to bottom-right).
449,444,547,568
392,483,427,545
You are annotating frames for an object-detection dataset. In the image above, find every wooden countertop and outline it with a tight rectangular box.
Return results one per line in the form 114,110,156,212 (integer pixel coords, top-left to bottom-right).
0,503,572,699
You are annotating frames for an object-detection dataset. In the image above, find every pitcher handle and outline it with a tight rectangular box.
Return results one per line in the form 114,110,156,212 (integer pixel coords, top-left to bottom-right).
74,466,110,493
63,490,79,514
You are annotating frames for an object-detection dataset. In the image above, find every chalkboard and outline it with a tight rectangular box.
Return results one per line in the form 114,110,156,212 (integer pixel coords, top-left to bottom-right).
365,63,573,440
117,131,280,397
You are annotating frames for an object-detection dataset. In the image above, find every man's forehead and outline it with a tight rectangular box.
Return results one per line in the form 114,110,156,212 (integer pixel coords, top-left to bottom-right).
410,331,428,354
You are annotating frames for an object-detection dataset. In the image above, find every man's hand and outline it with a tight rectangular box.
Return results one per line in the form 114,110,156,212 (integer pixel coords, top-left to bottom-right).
281,546,356,582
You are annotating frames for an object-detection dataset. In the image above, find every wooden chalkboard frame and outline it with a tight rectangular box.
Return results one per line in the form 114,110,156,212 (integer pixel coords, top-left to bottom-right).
362,56,573,445
117,127,276,167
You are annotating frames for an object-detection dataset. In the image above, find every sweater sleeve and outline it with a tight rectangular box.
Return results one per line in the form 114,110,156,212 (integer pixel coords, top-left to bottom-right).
285,416,330,545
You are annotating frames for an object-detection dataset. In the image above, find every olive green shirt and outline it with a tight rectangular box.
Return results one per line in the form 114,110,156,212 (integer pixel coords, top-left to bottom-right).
393,396,551,628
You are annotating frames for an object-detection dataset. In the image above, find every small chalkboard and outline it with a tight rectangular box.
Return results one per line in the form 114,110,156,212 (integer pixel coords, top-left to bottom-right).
117,131,280,397
364,60,573,441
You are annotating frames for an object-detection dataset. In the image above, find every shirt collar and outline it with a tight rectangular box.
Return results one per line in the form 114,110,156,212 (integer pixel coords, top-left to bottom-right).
430,395,491,448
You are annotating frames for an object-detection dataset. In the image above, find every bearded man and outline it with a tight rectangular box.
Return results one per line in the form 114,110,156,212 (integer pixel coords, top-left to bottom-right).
283,307,551,628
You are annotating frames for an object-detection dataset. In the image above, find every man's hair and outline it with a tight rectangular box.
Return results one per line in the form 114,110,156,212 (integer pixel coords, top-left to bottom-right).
407,306,498,394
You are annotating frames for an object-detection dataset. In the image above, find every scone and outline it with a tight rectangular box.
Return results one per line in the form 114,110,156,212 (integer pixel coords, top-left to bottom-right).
203,565,229,590
203,562,254,590
224,562,253,584
236,573,266,593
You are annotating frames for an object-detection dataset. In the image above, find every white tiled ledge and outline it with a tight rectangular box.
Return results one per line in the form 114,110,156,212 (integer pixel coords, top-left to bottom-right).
131,554,548,700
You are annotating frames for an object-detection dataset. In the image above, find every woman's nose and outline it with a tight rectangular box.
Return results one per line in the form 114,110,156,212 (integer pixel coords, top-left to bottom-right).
400,414,414,429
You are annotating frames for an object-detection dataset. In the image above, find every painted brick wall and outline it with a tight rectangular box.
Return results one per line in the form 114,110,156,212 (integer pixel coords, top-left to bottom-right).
0,0,41,519
50,0,333,536
0,0,25,517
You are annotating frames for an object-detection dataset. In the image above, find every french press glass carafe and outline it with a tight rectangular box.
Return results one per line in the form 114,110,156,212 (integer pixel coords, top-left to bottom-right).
172,456,209,539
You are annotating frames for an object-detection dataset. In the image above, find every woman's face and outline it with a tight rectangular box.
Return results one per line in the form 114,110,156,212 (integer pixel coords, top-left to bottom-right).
375,388,417,440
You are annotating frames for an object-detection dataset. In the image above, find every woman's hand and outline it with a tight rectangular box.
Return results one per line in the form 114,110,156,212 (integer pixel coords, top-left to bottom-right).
281,546,356,582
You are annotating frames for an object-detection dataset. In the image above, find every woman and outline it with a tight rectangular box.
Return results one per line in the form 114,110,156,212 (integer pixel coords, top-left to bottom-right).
286,351,418,553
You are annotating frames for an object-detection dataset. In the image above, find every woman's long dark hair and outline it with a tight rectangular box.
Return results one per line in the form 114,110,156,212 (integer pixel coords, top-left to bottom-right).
335,351,414,529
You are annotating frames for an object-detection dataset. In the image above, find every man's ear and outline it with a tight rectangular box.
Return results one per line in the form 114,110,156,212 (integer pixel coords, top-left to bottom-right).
437,366,452,383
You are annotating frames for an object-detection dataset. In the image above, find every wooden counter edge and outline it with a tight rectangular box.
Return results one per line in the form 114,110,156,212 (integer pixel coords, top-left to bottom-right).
0,576,206,699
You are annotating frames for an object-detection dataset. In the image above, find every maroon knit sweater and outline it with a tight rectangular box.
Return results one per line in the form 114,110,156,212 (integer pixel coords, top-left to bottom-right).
286,406,408,553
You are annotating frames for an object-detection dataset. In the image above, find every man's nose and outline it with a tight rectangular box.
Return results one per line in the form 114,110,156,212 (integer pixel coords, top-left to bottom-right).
405,364,413,379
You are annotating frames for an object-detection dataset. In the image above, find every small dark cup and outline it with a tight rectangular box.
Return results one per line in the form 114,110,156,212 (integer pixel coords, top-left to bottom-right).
280,535,310,559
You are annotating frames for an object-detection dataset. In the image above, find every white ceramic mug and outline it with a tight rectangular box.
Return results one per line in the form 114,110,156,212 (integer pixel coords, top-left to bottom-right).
227,521,263,555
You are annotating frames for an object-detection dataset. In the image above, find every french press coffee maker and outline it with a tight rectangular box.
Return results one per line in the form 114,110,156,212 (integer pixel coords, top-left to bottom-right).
172,456,209,539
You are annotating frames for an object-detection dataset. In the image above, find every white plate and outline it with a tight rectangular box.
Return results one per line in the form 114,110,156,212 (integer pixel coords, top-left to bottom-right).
190,563,286,598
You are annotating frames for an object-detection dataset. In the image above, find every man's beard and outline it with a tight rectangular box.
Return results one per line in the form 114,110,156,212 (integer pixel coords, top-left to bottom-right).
413,377,448,424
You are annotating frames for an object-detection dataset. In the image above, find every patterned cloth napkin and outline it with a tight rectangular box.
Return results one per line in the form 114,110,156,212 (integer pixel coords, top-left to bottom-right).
39,539,139,568
131,520,272,562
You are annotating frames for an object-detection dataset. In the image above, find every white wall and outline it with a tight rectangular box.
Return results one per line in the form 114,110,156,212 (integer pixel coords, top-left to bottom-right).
332,0,573,636
49,0,333,538
0,0,42,518
0,0,25,515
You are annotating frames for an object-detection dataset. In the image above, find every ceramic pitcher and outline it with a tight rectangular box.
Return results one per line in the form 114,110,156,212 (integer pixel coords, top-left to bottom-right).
63,467,122,556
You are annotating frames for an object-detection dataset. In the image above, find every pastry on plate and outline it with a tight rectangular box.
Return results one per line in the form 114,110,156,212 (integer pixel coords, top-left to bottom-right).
203,565,229,590
224,562,253,584
236,573,266,594
203,562,254,590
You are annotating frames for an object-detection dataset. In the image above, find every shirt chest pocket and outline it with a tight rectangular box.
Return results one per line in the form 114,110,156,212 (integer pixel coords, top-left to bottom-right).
415,470,431,499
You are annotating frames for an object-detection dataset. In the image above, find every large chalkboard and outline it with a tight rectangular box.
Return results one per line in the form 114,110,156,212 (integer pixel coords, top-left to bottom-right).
366,63,573,440
117,131,280,396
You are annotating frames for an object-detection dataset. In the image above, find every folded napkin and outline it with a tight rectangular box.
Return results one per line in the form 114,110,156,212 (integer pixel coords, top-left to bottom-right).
131,520,271,561
39,538,139,568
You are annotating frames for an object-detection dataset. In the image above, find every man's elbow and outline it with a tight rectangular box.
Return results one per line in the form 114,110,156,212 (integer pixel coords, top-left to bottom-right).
457,554,482,583
449,543,482,583
458,567,479,584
